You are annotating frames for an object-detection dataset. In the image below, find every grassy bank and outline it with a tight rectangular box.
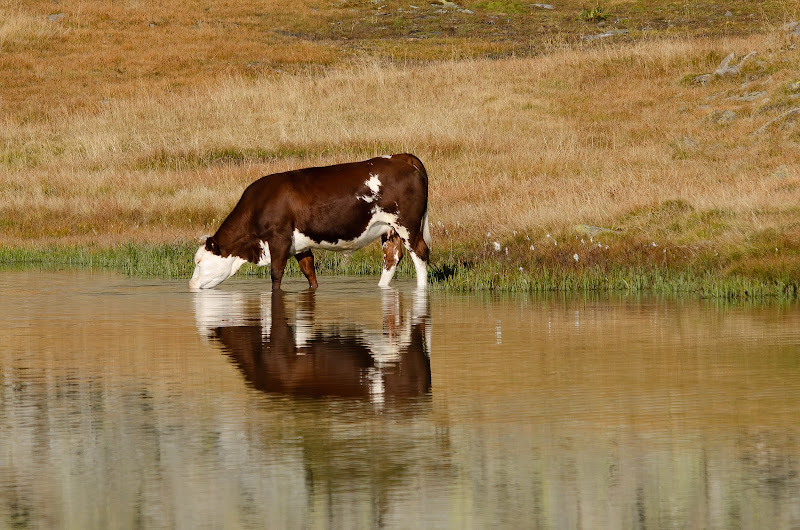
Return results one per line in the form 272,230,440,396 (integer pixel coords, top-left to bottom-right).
0,243,393,279
2,1,800,296
2,242,797,299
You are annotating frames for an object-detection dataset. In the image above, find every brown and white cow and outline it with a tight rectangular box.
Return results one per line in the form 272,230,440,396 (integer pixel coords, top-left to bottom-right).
189,153,430,290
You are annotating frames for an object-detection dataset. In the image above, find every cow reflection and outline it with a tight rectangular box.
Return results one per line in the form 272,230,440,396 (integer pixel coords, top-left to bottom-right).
195,289,431,401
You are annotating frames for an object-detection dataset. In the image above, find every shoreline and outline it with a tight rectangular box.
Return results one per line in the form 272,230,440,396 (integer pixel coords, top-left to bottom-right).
2,242,797,299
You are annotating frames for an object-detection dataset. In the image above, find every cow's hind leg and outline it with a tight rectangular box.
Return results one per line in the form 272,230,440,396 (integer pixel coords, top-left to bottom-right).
295,250,319,289
403,232,429,289
390,223,429,289
379,230,404,288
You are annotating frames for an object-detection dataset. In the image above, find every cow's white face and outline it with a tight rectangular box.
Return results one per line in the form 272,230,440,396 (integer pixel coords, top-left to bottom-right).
189,245,247,290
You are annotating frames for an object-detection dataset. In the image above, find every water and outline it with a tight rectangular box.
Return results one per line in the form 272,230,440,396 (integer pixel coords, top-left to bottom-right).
1,270,800,529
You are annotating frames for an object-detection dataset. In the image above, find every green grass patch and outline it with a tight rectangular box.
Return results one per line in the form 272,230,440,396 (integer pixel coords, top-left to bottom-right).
2,241,798,299
580,5,610,22
430,258,799,299
474,0,528,14
0,242,418,280
133,146,326,171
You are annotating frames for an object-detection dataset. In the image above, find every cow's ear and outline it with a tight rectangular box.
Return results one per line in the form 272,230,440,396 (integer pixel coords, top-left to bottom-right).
205,236,221,255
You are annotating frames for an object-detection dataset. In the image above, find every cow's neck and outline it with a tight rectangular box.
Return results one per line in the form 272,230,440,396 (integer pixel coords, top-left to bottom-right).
214,217,262,263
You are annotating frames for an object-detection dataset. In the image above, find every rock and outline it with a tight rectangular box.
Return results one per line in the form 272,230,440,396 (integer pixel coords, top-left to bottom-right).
681,136,698,148
784,21,800,35
47,12,66,22
725,11,733,17
751,107,800,135
694,73,712,85
707,109,737,124
581,30,627,41
714,52,735,73
574,225,616,237
769,165,789,179
730,91,768,102
787,81,800,93
531,3,555,9
714,51,756,77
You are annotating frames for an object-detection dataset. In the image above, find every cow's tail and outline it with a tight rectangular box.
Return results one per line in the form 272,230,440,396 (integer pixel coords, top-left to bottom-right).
417,156,431,251
422,209,431,249
401,153,431,251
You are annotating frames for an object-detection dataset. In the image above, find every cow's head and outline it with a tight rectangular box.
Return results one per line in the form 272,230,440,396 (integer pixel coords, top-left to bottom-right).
189,236,247,290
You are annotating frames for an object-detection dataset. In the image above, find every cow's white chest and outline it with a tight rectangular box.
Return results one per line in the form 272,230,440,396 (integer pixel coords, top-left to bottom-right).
290,208,396,254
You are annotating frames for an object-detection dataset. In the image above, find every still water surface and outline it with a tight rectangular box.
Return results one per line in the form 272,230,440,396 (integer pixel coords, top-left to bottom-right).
1,270,800,528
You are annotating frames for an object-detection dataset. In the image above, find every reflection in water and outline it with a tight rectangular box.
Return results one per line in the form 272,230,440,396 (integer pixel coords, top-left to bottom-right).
194,289,431,402
1,271,800,528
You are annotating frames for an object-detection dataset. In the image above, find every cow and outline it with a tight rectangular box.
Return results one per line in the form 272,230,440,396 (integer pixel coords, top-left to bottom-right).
189,153,430,290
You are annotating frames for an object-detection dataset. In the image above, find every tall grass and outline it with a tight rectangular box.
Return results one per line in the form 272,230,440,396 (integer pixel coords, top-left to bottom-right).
2,1,800,293
4,35,799,239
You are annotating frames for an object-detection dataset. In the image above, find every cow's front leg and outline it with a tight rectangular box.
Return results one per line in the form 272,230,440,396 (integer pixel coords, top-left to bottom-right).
379,230,404,288
269,238,291,291
295,250,319,289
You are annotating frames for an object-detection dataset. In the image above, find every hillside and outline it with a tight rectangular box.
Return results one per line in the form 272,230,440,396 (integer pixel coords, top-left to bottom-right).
2,1,800,294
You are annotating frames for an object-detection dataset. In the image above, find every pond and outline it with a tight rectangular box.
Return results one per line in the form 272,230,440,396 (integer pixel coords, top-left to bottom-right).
1,270,799,528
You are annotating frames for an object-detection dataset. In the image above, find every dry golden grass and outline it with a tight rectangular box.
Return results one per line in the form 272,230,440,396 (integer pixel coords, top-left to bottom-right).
2,0,800,281
2,0,796,119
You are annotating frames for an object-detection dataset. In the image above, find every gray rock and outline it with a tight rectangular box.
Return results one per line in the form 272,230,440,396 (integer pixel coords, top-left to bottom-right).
769,165,789,179
784,21,800,35
531,3,554,9
733,91,768,102
47,12,66,22
681,136,698,148
574,225,617,237
707,109,737,124
714,51,756,77
714,52,735,73
751,107,800,135
581,30,627,41
787,81,800,93
694,73,713,85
